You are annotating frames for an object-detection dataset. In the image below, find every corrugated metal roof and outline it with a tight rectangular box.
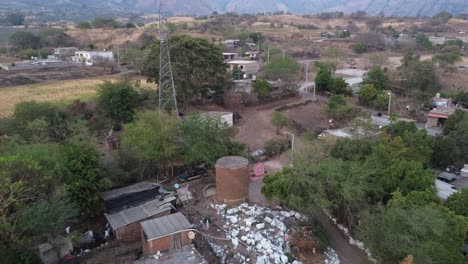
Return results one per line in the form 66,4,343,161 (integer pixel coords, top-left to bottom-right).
105,197,175,230
141,212,192,240
101,182,159,201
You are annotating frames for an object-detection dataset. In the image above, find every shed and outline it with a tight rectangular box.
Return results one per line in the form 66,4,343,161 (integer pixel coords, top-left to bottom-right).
101,182,166,214
141,212,193,256
105,197,175,241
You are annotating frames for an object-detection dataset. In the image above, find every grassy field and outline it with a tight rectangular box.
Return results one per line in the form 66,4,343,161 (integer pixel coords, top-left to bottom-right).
0,75,156,118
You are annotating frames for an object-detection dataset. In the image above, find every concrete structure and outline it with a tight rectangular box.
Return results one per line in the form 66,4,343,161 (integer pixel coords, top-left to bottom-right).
72,50,114,66
461,165,468,178
245,51,259,60
345,77,364,94
227,60,260,75
215,156,249,206
435,179,458,200
429,36,446,45
335,69,368,78
105,197,175,241
141,212,193,256
53,47,78,60
223,39,241,48
223,52,239,62
201,111,234,127
426,106,456,128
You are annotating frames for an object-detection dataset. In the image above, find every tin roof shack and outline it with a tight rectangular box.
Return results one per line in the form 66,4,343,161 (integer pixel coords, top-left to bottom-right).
427,105,456,128
101,182,175,214
141,212,193,256
435,179,458,200
102,182,180,241
105,197,174,241
72,50,114,66
227,60,260,75
53,47,78,60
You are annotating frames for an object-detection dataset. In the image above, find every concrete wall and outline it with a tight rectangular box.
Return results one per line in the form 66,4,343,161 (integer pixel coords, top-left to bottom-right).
114,211,171,242
142,231,192,256
426,116,439,128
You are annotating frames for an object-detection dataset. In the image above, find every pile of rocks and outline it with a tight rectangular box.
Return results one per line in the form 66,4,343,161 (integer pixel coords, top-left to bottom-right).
212,203,305,264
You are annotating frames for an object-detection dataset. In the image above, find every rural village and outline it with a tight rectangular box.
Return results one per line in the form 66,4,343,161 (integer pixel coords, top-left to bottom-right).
1,1,468,264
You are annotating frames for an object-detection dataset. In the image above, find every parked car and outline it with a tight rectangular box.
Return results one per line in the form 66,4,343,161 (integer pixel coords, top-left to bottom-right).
177,165,208,182
438,172,457,183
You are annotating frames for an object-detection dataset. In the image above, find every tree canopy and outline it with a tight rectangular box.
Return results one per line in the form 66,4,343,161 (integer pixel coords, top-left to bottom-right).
140,35,228,108
96,81,139,127
363,66,388,91
264,54,301,81
179,113,243,166
270,111,292,134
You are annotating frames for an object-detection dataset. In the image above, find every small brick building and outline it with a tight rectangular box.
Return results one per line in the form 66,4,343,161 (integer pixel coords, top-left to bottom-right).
141,212,193,256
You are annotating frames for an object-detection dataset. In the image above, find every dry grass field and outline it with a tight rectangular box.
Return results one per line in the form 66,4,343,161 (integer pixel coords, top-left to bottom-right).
0,76,156,117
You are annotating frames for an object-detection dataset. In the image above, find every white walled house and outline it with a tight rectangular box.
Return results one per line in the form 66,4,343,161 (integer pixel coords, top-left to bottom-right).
227,60,260,75
72,51,114,66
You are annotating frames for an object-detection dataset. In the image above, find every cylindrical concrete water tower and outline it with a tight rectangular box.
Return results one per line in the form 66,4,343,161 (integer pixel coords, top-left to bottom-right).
215,156,249,206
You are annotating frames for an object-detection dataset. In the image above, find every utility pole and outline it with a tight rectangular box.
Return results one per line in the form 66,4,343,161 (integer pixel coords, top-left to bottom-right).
283,131,295,167
305,62,309,82
267,47,270,63
282,49,285,60
158,0,179,116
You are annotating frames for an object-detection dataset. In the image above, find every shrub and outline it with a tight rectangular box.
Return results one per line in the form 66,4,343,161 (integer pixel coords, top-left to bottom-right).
264,138,291,157
353,43,368,53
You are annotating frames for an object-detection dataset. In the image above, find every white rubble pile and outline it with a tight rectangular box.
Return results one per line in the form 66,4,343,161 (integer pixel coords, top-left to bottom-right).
207,238,227,264
324,248,340,264
213,203,306,264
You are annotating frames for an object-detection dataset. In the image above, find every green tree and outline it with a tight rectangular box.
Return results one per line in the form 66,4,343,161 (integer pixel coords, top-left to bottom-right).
96,81,139,126
38,28,73,47
5,13,25,26
92,17,119,28
17,197,78,236
363,66,388,91
315,63,332,91
253,79,271,97
61,143,106,218
121,111,179,173
432,51,462,70
431,136,459,169
400,59,437,94
329,77,348,94
231,65,244,80
444,189,468,217
415,33,432,49
8,32,40,50
359,206,466,264
264,55,301,81
140,35,228,108
77,21,92,29
179,113,242,166
270,111,292,134
359,84,378,105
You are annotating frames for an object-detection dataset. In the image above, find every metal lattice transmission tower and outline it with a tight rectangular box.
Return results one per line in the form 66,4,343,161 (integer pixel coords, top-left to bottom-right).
158,0,178,116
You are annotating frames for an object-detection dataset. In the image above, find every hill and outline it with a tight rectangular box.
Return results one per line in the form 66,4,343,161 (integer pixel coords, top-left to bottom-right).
1,0,467,19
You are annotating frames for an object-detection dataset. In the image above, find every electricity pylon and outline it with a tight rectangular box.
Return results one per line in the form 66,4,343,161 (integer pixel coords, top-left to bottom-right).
158,0,178,116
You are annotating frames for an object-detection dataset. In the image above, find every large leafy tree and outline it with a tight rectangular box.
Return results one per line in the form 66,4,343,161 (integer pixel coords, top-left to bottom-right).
8,32,40,50
400,56,437,95
359,206,467,264
253,79,271,98
5,13,25,26
359,84,377,105
444,189,468,217
264,54,301,81
96,81,139,126
121,111,180,172
179,113,242,166
140,35,228,108
61,143,106,218
363,66,388,91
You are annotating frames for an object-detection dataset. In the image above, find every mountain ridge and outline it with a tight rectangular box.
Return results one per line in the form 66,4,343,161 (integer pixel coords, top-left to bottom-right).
1,0,467,18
